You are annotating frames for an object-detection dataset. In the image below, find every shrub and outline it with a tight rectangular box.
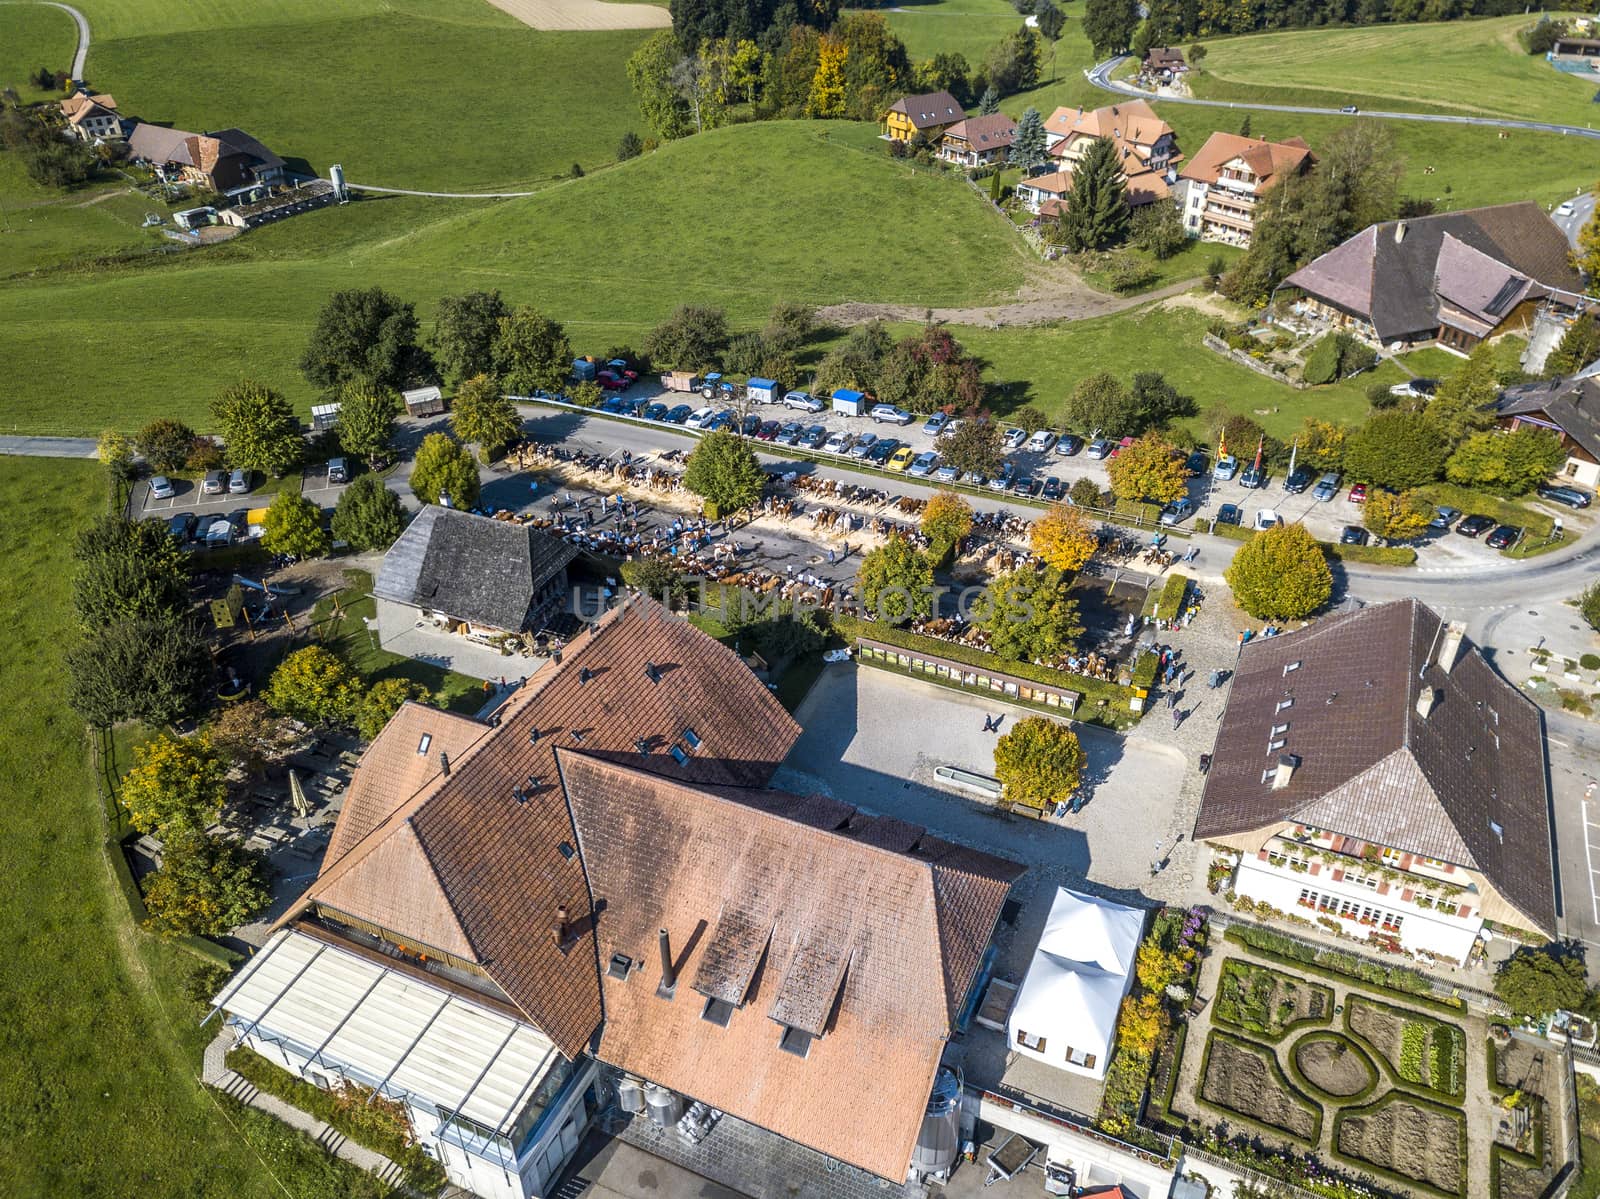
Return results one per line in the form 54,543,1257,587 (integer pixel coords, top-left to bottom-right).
1582,653,1600,672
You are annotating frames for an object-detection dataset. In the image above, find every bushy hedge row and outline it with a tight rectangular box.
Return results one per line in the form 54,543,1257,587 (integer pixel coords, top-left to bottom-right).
1224,925,1466,1013
1323,543,1417,566
1153,573,1189,623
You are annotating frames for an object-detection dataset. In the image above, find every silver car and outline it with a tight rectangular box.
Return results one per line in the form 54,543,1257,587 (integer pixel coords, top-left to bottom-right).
783,391,823,413
228,468,252,494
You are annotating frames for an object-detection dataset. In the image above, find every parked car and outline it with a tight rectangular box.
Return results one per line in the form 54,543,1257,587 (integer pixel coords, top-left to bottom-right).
870,404,914,425
1311,472,1341,502
1215,503,1243,526
1347,482,1369,505
326,458,349,485
988,463,1017,492
1455,514,1494,537
1429,506,1461,530
1012,475,1038,497
1109,436,1134,458
685,407,716,429
1283,466,1313,494
1003,427,1027,450
849,432,879,458
1054,434,1084,457
664,404,693,424
1388,378,1438,399
1538,483,1592,509
908,451,940,477
1239,466,1267,489
225,509,250,538
1159,498,1195,526
1254,508,1280,530
922,412,950,436
1213,455,1239,481
228,468,252,495
775,422,803,445
1042,476,1064,501
706,408,736,431
166,512,196,542
202,469,227,495
886,446,916,471
934,463,960,482
938,419,965,439
801,425,828,449
1486,524,1523,550
962,470,988,488
642,402,667,422
822,430,853,454
148,475,176,500
869,438,900,464
755,420,781,441
1086,438,1113,460
1025,430,1056,454
1340,525,1370,545
596,370,628,391
783,391,824,413
202,516,234,545
1184,451,1209,477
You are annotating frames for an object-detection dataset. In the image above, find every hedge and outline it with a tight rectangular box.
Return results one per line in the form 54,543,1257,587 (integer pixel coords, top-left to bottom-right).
1329,1090,1468,1199
1213,957,1334,1043
1341,994,1467,1102
1194,1029,1324,1146
1149,1021,1188,1122
1210,520,1257,541
1154,572,1189,623
1223,926,1467,1014
1323,543,1417,566
1283,1030,1382,1104
226,1046,448,1190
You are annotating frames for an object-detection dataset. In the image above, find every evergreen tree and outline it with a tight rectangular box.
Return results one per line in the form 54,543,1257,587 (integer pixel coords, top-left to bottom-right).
1057,137,1129,251
1544,312,1600,378
1008,107,1048,172
979,85,1000,115
1082,0,1138,58
1577,180,1600,295
1239,113,1252,138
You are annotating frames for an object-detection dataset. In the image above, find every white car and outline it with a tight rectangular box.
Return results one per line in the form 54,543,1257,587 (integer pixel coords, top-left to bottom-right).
1557,201,1577,219
1254,508,1280,530
685,407,717,429
1002,427,1027,450
782,391,823,413
869,404,913,425
822,430,853,454
148,475,176,500
937,418,965,439
1025,430,1056,454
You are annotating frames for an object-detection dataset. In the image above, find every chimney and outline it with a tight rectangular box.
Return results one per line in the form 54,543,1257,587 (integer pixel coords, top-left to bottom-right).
1271,754,1300,790
1416,687,1440,719
657,928,676,997
1436,621,1467,673
439,751,450,777
550,903,569,949
1394,220,1407,244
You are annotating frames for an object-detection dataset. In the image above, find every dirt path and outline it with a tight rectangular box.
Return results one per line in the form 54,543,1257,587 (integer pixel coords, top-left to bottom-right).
816,270,1204,329
482,0,670,31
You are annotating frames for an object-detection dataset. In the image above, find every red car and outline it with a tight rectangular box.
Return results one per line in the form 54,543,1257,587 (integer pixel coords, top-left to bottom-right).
1347,482,1368,504
596,371,628,391
1108,436,1135,458
755,420,781,441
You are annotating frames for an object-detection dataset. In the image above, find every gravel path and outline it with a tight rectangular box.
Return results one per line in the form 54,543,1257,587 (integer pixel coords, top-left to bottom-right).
817,274,1203,329
482,0,670,31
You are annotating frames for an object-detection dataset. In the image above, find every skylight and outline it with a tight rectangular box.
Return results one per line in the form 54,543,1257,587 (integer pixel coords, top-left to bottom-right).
417,734,432,755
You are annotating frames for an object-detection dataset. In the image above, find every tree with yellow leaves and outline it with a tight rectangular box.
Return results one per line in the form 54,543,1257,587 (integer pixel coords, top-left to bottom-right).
806,36,848,118
1030,503,1098,571
1106,433,1188,504
1576,179,1600,295
920,490,973,550
120,733,228,837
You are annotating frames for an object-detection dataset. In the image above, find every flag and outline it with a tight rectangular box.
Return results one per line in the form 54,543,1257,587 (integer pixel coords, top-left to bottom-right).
1287,437,1298,477
1252,435,1264,472
1218,429,1228,459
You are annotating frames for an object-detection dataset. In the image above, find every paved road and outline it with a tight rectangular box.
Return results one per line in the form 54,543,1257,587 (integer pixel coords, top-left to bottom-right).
4,2,92,79
1553,191,1596,249
1087,56,1600,141
0,434,98,458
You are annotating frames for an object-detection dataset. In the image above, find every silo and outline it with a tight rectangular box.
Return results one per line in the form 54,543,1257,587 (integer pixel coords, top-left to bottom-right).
909,1067,963,1182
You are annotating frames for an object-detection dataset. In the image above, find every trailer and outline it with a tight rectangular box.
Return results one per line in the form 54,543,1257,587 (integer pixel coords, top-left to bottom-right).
661,371,702,393
983,1134,1039,1188
746,377,779,406
831,389,867,418
572,358,599,383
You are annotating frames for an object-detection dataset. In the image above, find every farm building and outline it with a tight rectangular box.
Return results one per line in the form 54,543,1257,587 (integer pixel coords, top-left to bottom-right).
215,599,1023,1197
1196,599,1556,964
1006,887,1143,1081
59,91,122,142
127,122,285,192
402,385,446,416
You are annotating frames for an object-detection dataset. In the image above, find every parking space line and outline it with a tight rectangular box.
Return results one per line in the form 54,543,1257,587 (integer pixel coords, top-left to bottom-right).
1584,798,1600,924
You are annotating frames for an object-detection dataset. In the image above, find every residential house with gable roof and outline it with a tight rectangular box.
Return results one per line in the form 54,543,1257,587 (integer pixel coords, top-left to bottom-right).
1495,373,1600,489
882,90,966,143
1196,599,1556,965
939,112,1018,169
211,597,1023,1198
1039,101,1181,208
127,121,285,191
59,91,123,142
1175,131,1314,247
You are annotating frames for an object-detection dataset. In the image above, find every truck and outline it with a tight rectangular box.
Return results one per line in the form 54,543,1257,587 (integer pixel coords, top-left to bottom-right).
831,389,867,418
661,371,702,393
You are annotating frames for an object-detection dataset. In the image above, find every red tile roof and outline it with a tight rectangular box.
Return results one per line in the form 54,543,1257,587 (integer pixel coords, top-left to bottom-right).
1179,131,1312,188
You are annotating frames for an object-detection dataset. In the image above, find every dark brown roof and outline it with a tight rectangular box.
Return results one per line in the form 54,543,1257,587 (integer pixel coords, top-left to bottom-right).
283,596,802,1057
944,113,1018,149
1498,374,1600,461
887,91,965,130
1285,202,1584,343
559,751,1021,1180
1195,599,1555,934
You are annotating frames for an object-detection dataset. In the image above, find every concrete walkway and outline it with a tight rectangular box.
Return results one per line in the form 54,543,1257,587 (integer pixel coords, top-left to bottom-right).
0,435,98,458
201,1028,408,1190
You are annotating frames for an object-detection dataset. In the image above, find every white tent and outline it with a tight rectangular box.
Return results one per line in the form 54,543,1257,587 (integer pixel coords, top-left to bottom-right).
1006,888,1145,1080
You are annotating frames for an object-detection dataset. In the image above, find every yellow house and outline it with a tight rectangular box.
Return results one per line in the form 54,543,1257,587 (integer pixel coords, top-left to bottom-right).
882,91,965,143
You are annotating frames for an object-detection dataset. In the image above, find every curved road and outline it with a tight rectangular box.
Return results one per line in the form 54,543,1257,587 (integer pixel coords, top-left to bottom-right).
5,1,92,79
1086,56,1600,141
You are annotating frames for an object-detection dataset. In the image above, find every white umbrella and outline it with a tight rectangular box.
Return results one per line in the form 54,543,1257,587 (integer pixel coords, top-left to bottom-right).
288,769,311,819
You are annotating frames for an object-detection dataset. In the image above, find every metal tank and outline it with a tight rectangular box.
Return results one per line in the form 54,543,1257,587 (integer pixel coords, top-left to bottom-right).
644,1085,684,1127
909,1067,963,1182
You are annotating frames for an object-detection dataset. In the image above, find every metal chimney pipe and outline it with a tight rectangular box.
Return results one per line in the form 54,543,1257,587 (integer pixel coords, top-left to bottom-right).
657,928,676,993
439,751,450,776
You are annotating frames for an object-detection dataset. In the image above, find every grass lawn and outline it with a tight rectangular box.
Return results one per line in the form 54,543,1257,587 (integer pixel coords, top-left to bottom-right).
1193,14,1600,127
1070,240,1244,293
308,568,483,713
0,2,77,98
83,0,650,190
866,0,1036,67
0,456,382,1198
0,185,166,279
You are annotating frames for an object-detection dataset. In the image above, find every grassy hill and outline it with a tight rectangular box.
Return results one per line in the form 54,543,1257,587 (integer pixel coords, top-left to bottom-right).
1192,14,1600,125
0,2,77,100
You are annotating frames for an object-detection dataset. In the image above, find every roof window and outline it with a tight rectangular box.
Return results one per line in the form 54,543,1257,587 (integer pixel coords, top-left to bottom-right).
702,997,735,1027
669,745,689,766
417,733,432,755
1271,723,1289,735
1284,661,1302,675
682,728,702,750
559,841,576,860
1276,698,1294,712
778,1026,814,1058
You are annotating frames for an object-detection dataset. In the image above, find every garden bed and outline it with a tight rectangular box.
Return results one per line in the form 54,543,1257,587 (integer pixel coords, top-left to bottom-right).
1291,1031,1379,1100
1345,994,1465,1099
1334,1092,1466,1197
1199,1031,1321,1144
1214,958,1333,1042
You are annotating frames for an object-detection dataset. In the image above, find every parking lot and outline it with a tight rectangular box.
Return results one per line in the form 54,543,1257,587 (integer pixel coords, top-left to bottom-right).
130,459,358,544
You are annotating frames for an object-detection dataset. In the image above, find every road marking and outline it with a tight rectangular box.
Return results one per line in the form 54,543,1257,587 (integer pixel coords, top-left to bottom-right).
1584,797,1600,924
1552,737,1572,749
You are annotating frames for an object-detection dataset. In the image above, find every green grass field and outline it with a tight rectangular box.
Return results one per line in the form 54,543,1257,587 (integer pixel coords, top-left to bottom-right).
866,0,1038,68
1193,14,1600,126
0,457,386,1199
0,1,76,98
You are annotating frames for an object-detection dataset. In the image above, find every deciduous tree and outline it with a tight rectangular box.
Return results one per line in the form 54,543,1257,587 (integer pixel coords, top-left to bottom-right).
976,564,1083,661
1127,371,1195,433
207,699,299,779
1445,428,1565,496
683,429,766,517
1131,201,1186,260
264,645,361,726
211,380,303,477
492,308,572,397
1582,581,1600,633
1031,503,1098,569
643,304,729,370
332,474,406,551
994,715,1084,812
1545,312,1600,377
1494,943,1594,1020
1224,522,1332,620
356,678,433,741
1426,343,1502,445
1296,417,1347,471
857,533,935,623
1107,433,1187,502
432,290,510,383
299,287,434,394
142,832,270,939
805,34,848,117
1342,410,1448,491
135,418,197,474
261,491,331,559
1082,0,1138,57
1068,477,1105,509
120,733,228,836
627,31,693,140
66,618,210,728
72,514,190,628
921,490,974,549
1012,406,1049,434
1362,488,1433,541
939,415,1005,478
451,373,523,462
97,429,135,480
1064,371,1134,435
409,433,480,509
333,380,400,470
1576,180,1600,294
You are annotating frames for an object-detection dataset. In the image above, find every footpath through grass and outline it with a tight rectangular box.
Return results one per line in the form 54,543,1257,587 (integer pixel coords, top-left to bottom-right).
0,457,382,1198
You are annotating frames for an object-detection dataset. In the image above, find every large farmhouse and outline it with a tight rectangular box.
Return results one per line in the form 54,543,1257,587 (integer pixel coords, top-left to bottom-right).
1196,599,1556,965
